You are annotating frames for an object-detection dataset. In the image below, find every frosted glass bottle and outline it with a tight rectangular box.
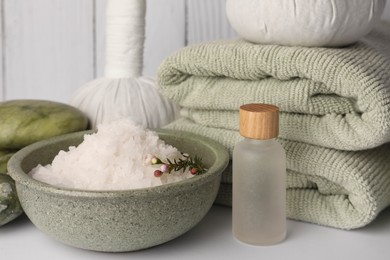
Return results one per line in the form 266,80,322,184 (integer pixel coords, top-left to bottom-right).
233,103,286,245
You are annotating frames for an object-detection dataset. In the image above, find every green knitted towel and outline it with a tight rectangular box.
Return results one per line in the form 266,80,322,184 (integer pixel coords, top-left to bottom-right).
165,118,390,230
158,22,390,151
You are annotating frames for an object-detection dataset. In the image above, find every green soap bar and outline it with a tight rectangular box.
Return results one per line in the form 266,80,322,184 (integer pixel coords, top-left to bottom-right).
0,173,23,226
0,100,88,149
0,151,15,174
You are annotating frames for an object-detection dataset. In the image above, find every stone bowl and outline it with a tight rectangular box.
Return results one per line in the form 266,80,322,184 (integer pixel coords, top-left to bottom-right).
7,129,229,252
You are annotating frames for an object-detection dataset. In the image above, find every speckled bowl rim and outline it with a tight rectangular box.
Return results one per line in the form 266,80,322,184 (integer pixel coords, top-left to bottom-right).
8,129,229,198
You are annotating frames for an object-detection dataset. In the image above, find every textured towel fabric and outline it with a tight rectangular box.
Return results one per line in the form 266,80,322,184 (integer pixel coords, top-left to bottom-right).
164,118,390,230
158,22,390,151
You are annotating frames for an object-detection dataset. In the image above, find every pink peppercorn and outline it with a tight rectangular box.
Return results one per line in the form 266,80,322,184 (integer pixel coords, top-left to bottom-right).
154,170,163,177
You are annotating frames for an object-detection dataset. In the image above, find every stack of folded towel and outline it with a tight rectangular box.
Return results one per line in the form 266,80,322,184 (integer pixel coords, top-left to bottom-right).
157,22,390,230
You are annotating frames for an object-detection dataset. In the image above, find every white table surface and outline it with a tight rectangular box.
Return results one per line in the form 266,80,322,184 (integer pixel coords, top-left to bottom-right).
1,205,390,260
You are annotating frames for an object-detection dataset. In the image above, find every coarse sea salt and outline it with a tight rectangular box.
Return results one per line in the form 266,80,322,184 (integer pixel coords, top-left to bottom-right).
29,119,194,190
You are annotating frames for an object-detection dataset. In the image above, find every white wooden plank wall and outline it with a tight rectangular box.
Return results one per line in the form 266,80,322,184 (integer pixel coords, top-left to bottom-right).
0,0,389,103
2,0,95,102
143,0,186,77
95,0,106,79
385,2,390,22
187,0,236,44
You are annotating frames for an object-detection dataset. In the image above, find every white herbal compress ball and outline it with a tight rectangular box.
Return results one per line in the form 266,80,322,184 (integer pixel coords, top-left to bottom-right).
226,0,387,47
71,0,179,129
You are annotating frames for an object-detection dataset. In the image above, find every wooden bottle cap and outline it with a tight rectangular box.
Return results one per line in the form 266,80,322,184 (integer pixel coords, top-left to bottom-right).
239,104,279,139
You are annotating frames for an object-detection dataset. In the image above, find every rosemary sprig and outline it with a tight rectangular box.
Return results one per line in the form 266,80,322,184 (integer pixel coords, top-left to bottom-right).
151,153,208,177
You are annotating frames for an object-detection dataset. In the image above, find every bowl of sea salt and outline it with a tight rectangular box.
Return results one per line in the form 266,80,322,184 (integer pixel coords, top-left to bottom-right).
7,119,229,252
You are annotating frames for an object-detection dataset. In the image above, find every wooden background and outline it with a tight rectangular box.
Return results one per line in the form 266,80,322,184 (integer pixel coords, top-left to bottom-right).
0,0,389,103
